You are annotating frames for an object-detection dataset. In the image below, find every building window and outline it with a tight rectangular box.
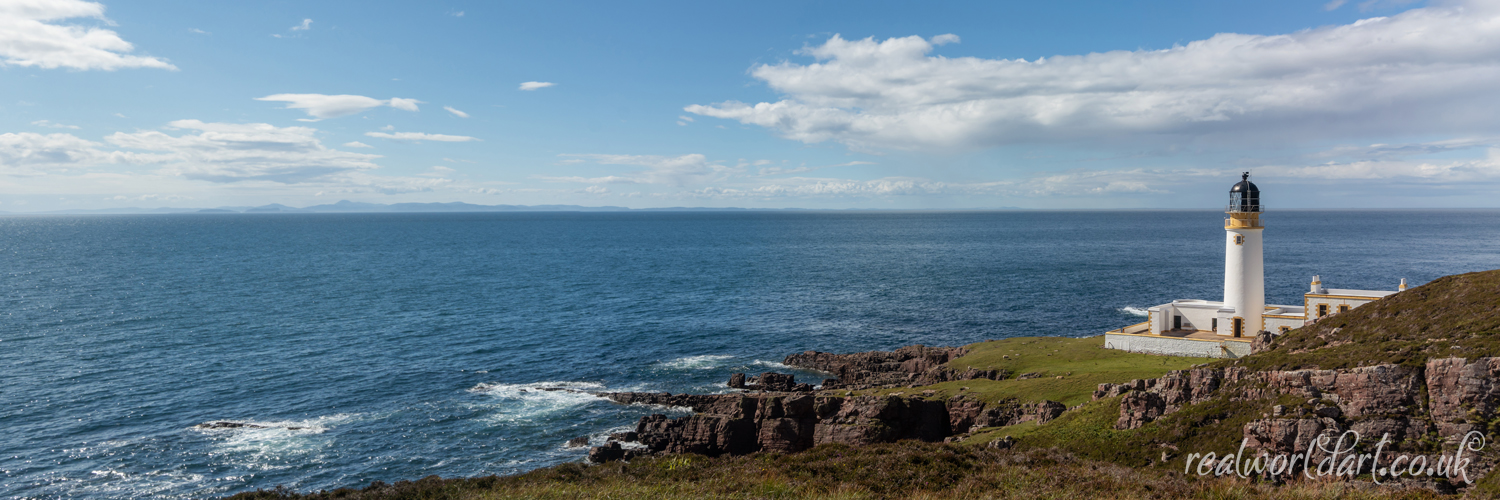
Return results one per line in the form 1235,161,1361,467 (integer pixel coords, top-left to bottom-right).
1279,326,1291,334
1317,304,1329,317
1234,234,1244,245
1338,304,1350,314
1212,318,1218,330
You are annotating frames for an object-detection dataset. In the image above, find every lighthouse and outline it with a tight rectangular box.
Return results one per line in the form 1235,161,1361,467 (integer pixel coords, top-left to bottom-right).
1222,172,1264,337
1108,172,1405,357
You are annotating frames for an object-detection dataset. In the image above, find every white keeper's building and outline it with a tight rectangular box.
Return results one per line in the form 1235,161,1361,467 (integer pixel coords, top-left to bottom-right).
1103,173,1408,358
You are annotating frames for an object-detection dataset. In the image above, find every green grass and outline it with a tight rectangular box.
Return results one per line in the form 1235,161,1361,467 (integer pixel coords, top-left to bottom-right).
833,336,1205,407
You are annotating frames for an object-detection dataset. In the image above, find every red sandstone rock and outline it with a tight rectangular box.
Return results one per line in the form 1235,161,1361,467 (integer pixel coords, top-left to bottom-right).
1426,357,1500,441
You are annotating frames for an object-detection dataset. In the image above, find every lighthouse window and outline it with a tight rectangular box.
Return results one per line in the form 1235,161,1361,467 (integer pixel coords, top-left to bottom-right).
1339,304,1350,314
1234,234,1244,245
1317,304,1329,317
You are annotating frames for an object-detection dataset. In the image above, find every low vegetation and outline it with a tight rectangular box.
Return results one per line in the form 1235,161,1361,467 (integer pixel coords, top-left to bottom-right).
1231,269,1500,371
228,442,1444,500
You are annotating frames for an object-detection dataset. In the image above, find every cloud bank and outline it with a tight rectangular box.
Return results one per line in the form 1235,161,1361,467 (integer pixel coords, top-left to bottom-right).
0,0,175,70
688,1,1500,151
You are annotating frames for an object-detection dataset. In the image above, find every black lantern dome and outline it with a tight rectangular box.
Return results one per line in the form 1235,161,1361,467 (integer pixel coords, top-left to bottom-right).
1229,172,1260,212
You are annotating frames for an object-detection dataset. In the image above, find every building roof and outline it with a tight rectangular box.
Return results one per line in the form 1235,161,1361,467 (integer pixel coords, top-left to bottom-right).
1313,288,1397,298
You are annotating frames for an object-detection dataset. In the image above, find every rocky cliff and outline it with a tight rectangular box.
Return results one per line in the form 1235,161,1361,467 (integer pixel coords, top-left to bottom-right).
594,384,1065,460
783,344,1005,389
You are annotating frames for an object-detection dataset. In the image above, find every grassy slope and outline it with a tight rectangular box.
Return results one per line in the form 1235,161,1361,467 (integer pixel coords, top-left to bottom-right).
831,336,1205,407
230,442,1442,500
1231,269,1500,371
959,270,1500,490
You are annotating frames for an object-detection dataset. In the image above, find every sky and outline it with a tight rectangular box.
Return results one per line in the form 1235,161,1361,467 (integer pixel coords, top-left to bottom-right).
3,0,1500,211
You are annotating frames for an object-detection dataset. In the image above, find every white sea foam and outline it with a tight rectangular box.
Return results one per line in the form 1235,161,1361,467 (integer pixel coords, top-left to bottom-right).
1120,306,1150,317
192,414,358,468
656,354,735,370
750,360,793,370
69,467,214,499
556,425,649,451
468,381,611,424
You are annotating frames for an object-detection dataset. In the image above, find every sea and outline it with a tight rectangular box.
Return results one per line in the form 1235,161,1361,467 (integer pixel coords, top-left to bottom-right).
3,210,1499,498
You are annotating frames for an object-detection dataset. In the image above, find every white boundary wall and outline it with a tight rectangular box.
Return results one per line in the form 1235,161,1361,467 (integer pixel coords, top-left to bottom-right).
1103,334,1251,359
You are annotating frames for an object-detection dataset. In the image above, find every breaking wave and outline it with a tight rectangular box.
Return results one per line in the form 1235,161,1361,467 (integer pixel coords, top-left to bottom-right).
468,381,611,424
655,355,735,370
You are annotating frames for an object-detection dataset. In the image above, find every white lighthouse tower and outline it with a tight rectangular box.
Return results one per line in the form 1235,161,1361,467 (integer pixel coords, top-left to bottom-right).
1221,172,1264,337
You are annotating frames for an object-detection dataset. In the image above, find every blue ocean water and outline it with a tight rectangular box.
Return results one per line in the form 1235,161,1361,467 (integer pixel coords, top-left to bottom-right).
3,210,1499,498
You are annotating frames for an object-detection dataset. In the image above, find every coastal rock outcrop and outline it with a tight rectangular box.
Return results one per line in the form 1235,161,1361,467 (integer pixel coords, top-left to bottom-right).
593,390,1060,462
783,345,1004,390
724,372,814,392
946,396,1066,434
1426,357,1500,440
1104,357,1500,458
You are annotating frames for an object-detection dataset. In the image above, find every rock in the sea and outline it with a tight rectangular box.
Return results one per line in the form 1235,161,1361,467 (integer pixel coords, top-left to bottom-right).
194,421,266,429
588,442,626,463
608,431,639,442
753,372,797,392
727,373,747,389
565,436,590,448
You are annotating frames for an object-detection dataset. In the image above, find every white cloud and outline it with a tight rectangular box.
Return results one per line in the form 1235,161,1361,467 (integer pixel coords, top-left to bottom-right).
534,175,639,184
450,10,465,17
420,165,455,177
930,34,960,46
364,131,479,142
689,2,1500,151
31,120,79,129
256,94,423,120
548,153,730,186
444,106,470,118
581,185,608,195
678,115,694,122
387,98,420,112
1324,0,1348,10
105,120,383,183
327,172,453,194
189,28,208,34
519,81,555,91
758,160,874,176
1310,137,1500,160
342,141,373,148
0,132,117,172
290,19,312,31
0,0,175,70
